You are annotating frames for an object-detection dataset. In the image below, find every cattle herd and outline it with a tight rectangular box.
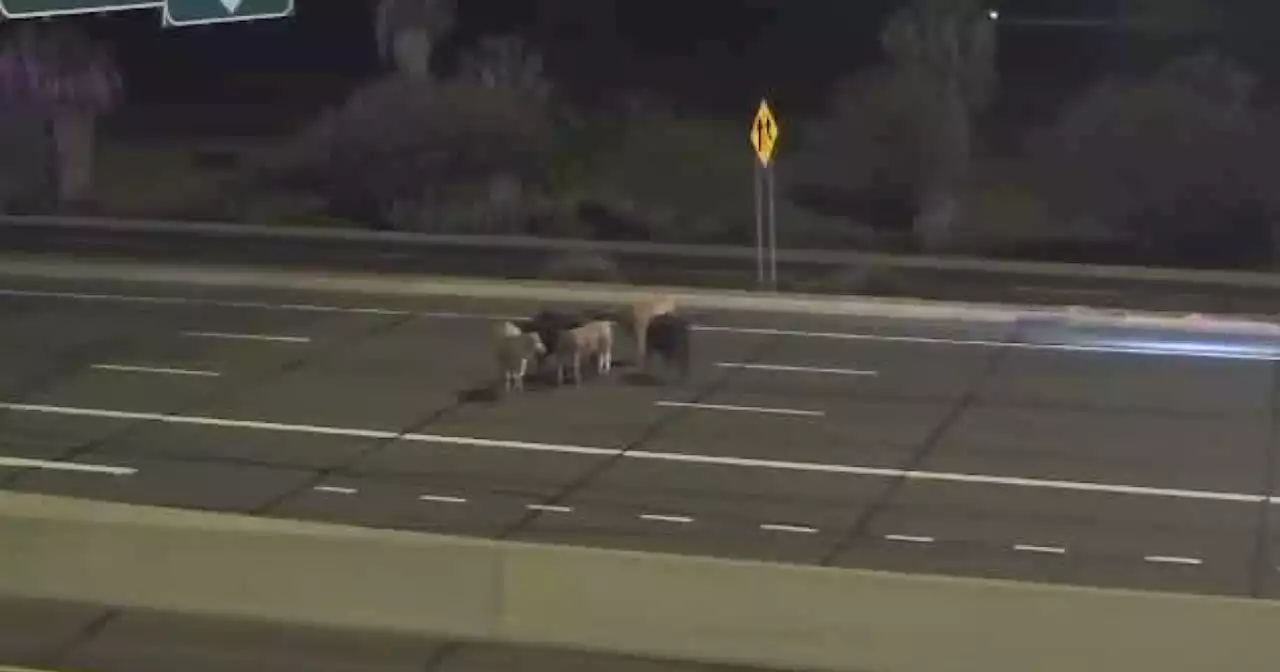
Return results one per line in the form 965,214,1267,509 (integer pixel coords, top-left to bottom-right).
492,295,691,394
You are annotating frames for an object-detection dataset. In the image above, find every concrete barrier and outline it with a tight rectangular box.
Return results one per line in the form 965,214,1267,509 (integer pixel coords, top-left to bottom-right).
7,251,1280,339
5,213,1280,290
4,491,1280,672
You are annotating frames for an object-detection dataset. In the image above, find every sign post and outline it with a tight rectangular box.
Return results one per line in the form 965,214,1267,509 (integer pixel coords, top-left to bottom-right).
749,99,779,291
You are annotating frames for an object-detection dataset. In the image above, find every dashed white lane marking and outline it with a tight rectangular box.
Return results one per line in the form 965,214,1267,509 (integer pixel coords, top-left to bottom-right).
715,362,878,376
0,456,135,475
760,523,819,534
640,513,695,524
1144,555,1203,566
1014,544,1067,555
182,331,311,344
527,504,573,513
0,401,1269,506
3,287,1273,361
885,534,934,544
419,494,467,504
314,485,358,495
91,363,221,377
654,400,826,417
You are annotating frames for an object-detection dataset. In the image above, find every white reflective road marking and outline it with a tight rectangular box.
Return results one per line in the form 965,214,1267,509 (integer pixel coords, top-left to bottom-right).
715,362,877,376
1014,544,1067,555
0,456,135,475
419,494,468,504
182,331,311,344
91,363,220,377
1144,555,1203,566
655,400,825,417
640,513,695,524
0,401,1271,506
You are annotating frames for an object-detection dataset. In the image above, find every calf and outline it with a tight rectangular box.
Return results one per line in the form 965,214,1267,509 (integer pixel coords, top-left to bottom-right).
494,321,547,393
645,312,692,379
627,295,677,369
552,320,615,386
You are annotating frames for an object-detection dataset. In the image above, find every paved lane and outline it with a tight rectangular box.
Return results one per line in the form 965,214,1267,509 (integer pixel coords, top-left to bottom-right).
1,274,1279,599
0,596,771,672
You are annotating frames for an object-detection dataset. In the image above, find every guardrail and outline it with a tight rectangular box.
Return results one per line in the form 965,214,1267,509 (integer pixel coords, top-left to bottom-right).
2,214,1280,315
4,491,1280,672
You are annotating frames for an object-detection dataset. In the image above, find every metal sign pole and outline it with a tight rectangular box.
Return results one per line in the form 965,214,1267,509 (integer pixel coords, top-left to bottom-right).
766,162,778,292
754,160,765,289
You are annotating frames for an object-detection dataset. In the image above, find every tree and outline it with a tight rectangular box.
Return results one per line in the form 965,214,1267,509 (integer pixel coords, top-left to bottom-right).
458,35,551,102
878,0,997,251
267,76,555,230
1029,51,1280,267
373,0,455,77
0,22,122,207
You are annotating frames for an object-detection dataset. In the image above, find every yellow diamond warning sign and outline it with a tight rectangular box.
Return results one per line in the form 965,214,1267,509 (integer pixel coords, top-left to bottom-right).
749,99,779,166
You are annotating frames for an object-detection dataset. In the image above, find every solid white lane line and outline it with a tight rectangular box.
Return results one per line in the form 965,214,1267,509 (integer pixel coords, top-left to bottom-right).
314,485,357,495
182,331,311,344
404,432,617,456
626,449,1268,504
640,513,695,524
1014,544,1067,555
694,325,1280,361
4,286,1274,360
2,401,1273,506
760,523,819,534
654,400,825,417
419,494,467,504
885,534,934,544
0,456,135,475
715,362,878,376
1144,555,1203,566
0,288,409,316
91,363,221,377
527,504,573,513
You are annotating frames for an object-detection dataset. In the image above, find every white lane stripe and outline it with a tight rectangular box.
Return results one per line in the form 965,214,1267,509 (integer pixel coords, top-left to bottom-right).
527,504,573,513
0,456,135,475
314,485,357,495
419,494,467,504
760,523,819,534
182,331,311,344
1144,555,1203,566
655,400,825,417
0,401,1272,506
0,288,409,316
640,513,695,524
403,432,616,456
626,450,1269,504
91,363,221,377
1014,544,1067,555
716,362,878,376
694,325,1280,361
1,287,1274,360
885,534,934,543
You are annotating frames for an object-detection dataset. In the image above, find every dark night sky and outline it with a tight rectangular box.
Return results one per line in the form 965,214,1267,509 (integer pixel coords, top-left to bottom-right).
17,0,1266,125
18,2,1118,108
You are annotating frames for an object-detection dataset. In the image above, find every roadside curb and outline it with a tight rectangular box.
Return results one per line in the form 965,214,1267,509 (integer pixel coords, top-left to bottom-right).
0,252,1278,335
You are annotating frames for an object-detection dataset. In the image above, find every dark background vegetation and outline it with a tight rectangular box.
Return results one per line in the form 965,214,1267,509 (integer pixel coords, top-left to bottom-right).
3,0,1280,275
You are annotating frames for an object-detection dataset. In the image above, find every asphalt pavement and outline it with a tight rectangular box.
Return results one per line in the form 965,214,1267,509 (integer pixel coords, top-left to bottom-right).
0,595,777,672
1,272,1280,605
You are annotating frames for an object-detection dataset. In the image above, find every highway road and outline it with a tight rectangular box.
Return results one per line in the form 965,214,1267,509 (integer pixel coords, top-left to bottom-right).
0,595,771,672
2,271,1280,602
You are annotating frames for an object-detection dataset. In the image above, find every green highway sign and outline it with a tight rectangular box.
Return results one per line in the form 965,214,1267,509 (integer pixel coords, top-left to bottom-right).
162,0,291,27
0,0,159,18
